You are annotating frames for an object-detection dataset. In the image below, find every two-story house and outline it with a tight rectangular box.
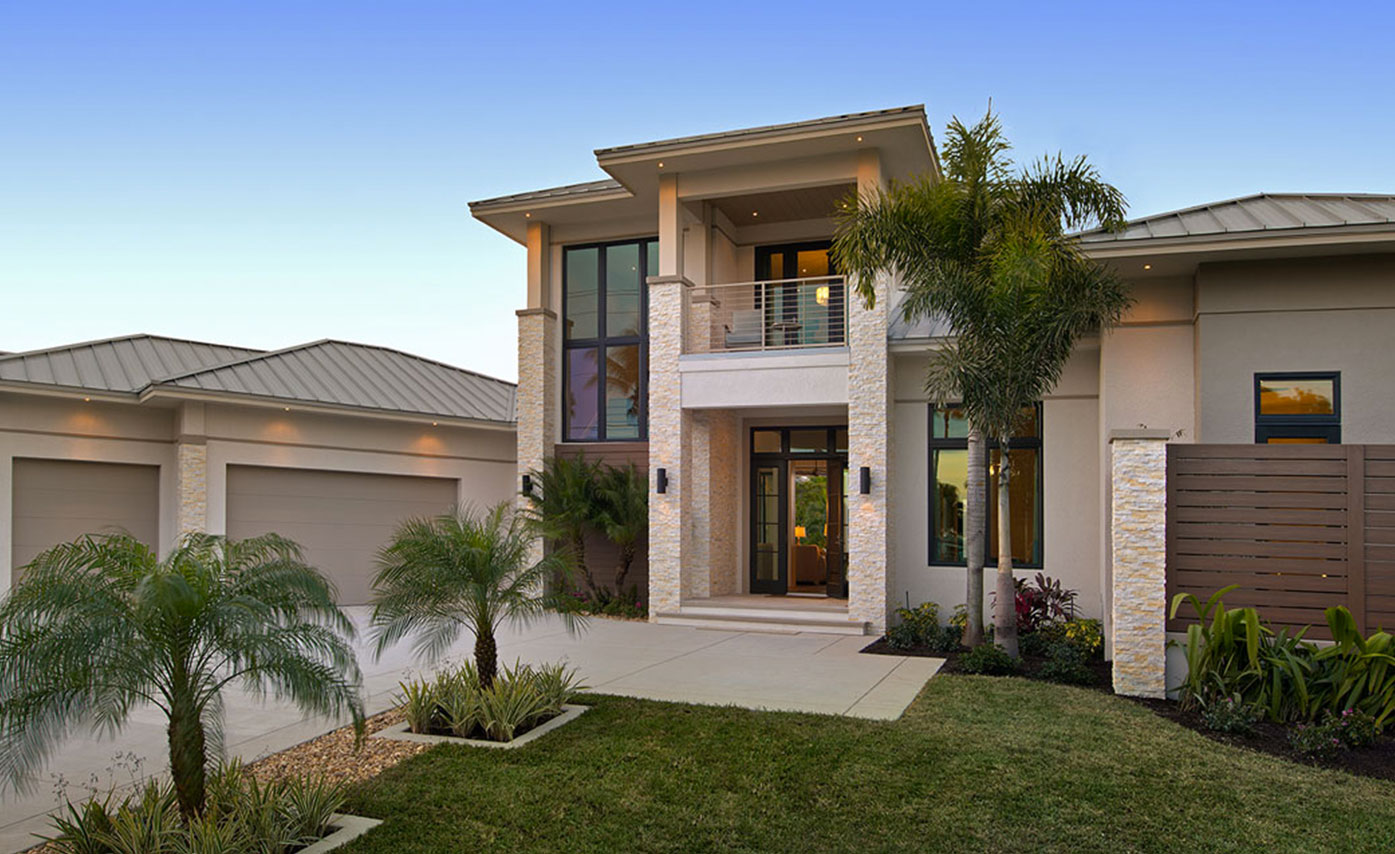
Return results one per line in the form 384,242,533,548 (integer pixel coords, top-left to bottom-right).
470,104,1395,641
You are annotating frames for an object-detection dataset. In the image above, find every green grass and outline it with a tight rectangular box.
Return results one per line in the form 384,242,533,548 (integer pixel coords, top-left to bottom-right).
340,676,1395,853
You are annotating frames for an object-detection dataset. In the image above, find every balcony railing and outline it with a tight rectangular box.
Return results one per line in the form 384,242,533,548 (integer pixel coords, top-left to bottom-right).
685,276,848,353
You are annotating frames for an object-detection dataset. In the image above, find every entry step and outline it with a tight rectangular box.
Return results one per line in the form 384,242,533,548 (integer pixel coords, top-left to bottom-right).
654,601,869,635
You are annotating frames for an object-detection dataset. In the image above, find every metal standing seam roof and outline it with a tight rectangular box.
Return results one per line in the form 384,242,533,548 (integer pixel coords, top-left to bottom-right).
149,340,517,423
0,334,263,392
467,179,626,211
1077,193,1395,244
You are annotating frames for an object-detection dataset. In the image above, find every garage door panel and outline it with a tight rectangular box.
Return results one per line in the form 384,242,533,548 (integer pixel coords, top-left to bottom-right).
11,459,160,584
225,466,457,606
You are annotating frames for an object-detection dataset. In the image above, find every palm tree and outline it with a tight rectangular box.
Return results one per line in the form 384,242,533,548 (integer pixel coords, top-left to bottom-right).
524,454,604,599
369,503,579,688
592,463,647,595
834,108,1131,657
0,532,364,818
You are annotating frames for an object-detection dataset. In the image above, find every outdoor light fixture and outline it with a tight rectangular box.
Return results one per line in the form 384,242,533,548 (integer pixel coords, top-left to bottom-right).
815,285,830,306
859,466,871,495
656,467,668,494
521,474,533,496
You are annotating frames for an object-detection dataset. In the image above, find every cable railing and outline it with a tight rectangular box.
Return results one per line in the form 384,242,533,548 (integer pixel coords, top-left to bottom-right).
685,276,848,353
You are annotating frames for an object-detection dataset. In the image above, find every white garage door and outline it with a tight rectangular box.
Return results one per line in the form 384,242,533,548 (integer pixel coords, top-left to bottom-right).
225,466,458,606
11,459,160,585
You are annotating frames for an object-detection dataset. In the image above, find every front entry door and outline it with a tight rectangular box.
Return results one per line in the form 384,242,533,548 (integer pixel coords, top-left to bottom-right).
750,460,788,594
749,427,848,597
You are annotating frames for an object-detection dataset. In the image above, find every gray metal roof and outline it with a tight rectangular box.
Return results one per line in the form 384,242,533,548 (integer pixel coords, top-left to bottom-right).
594,105,927,158
151,340,516,423
468,179,626,212
1078,193,1395,244
0,334,262,392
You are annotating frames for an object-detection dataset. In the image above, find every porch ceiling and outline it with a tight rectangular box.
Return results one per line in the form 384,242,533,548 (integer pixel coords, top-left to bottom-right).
709,182,855,226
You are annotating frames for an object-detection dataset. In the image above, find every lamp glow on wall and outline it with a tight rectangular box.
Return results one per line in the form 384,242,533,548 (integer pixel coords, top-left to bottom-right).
815,285,830,306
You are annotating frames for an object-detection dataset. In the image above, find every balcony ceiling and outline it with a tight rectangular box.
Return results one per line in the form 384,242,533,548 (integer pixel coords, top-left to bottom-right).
710,183,856,226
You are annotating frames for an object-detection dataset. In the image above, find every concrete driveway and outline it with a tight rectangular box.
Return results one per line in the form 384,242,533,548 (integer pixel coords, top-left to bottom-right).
0,609,940,852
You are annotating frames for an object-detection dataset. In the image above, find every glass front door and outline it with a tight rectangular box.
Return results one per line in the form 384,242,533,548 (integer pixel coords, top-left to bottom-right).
749,427,847,597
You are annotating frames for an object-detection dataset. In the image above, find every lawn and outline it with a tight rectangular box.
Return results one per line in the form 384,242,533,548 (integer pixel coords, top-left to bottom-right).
339,676,1395,853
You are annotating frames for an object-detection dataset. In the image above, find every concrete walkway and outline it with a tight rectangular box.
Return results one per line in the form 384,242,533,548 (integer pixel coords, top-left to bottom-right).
0,609,941,852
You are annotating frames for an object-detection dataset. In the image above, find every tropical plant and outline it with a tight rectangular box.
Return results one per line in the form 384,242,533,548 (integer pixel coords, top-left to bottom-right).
394,659,584,742
957,643,1019,676
524,454,604,598
591,463,648,596
1199,693,1260,735
834,107,1131,657
370,502,581,689
1289,720,1346,758
1037,641,1094,686
0,532,364,818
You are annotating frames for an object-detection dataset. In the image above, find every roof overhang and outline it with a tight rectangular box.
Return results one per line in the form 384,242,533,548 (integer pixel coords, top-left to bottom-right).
138,385,517,431
469,106,940,244
1082,222,1395,279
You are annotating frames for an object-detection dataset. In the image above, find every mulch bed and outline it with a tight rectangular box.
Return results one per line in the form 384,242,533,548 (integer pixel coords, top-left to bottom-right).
247,707,429,786
862,636,1395,783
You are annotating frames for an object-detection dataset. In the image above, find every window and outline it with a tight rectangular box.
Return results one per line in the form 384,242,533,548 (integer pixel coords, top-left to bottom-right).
563,238,656,441
1254,372,1340,444
928,404,1043,568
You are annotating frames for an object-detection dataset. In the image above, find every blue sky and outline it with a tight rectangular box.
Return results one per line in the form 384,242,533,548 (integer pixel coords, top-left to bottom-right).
3,1,1389,382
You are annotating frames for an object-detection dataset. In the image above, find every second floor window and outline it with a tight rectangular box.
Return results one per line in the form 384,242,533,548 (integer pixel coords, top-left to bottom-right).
563,238,656,441
1254,372,1341,444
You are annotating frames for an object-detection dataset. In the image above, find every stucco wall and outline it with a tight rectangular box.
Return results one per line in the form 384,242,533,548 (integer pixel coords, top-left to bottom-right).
889,347,1105,620
1195,254,1395,444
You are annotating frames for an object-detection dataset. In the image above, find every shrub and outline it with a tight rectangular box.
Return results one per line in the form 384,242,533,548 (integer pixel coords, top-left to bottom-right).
1200,693,1261,735
1013,573,1079,633
1019,631,1052,658
1037,641,1095,686
1060,618,1104,658
923,623,962,654
958,644,1019,676
1289,721,1346,759
395,660,585,742
1326,708,1379,749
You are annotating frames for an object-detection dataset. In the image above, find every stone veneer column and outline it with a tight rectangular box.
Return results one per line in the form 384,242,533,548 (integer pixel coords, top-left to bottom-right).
1109,430,1170,698
846,150,892,634
646,274,692,618
707,410,740,596
685,412,712,600
516,307,557,563
175,441,208,537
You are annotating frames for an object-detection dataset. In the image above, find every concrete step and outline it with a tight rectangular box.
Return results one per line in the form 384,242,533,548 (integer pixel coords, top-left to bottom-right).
653,606,869,636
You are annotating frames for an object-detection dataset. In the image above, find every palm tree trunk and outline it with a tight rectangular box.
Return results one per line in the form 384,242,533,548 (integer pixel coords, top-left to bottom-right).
614,542,635,592
167,687,207,818
475,628,498,690
995,446,1019,658
963,429,986,647
571,531,600,600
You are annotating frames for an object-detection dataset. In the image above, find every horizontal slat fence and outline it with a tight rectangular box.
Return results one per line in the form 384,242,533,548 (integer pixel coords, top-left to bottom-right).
1166,444,1395,639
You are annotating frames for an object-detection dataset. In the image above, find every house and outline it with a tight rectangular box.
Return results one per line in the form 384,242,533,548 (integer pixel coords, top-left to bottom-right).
471,105,1395,643
0,335,517,603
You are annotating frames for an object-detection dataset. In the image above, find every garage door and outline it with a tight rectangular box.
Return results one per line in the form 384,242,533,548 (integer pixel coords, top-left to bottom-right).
11,459,160,584
225,466,458,606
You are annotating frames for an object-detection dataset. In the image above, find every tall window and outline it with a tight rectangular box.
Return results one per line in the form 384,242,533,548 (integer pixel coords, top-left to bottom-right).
563,238,656,441
928,404,1043,568
1254,372,1341,444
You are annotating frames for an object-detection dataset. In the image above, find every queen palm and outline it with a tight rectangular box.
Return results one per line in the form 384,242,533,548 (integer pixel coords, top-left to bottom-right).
0,532,364,818
592,463,647,595
834,108,1131,656
369,503,579,688
524,454,604,598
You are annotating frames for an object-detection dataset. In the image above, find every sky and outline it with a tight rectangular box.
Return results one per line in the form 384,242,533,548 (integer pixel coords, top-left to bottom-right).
2,1,1391,382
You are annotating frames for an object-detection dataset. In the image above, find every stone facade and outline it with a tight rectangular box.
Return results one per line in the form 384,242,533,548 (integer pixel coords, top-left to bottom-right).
1109,431,1169,698
175,440,208,536
646,275,691,617
706,410,740,596
847,276,892,633
516,308,556,561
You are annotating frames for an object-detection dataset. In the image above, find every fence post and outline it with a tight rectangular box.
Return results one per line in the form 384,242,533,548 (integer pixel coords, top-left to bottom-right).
1109,429,1172,699
1347,445,1367,634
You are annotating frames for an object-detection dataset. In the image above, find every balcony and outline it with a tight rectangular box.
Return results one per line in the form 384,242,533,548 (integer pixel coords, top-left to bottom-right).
685,276,848,354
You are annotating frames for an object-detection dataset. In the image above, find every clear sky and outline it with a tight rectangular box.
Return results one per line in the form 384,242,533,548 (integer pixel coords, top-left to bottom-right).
3,1,1390,382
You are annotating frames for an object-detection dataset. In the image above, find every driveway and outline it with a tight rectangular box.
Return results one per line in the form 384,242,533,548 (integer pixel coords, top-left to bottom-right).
0,609,940,852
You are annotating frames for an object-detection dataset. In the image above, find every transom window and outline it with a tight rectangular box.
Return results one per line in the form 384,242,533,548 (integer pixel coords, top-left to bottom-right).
563,238,656,441
928,404,1043,568
1254,372,1341,444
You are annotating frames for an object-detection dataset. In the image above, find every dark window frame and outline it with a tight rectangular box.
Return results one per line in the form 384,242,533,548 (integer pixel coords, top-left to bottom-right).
927,403,1044,569
1253,371,1341,444
561,237,656,442
754,240,844,348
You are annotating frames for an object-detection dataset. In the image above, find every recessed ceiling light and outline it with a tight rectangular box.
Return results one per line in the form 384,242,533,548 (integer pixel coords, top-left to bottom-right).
524,212,531,218
657,161,664,168
1143,264,1152,270
284,407,290,411
83,397,90,402
856,135,863,142
431,421,438,426
752,211,758,217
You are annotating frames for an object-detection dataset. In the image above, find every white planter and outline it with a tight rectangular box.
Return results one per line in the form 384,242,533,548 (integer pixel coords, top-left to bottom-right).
369,704,588,750
297,813,383,853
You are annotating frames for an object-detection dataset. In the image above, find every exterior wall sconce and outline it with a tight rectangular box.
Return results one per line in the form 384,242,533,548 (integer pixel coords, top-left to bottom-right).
859,466,871,495
521,474,533,496
656,468,668,494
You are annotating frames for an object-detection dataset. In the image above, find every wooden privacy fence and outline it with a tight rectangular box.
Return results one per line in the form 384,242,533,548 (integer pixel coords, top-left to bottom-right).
1166,443,1395,639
